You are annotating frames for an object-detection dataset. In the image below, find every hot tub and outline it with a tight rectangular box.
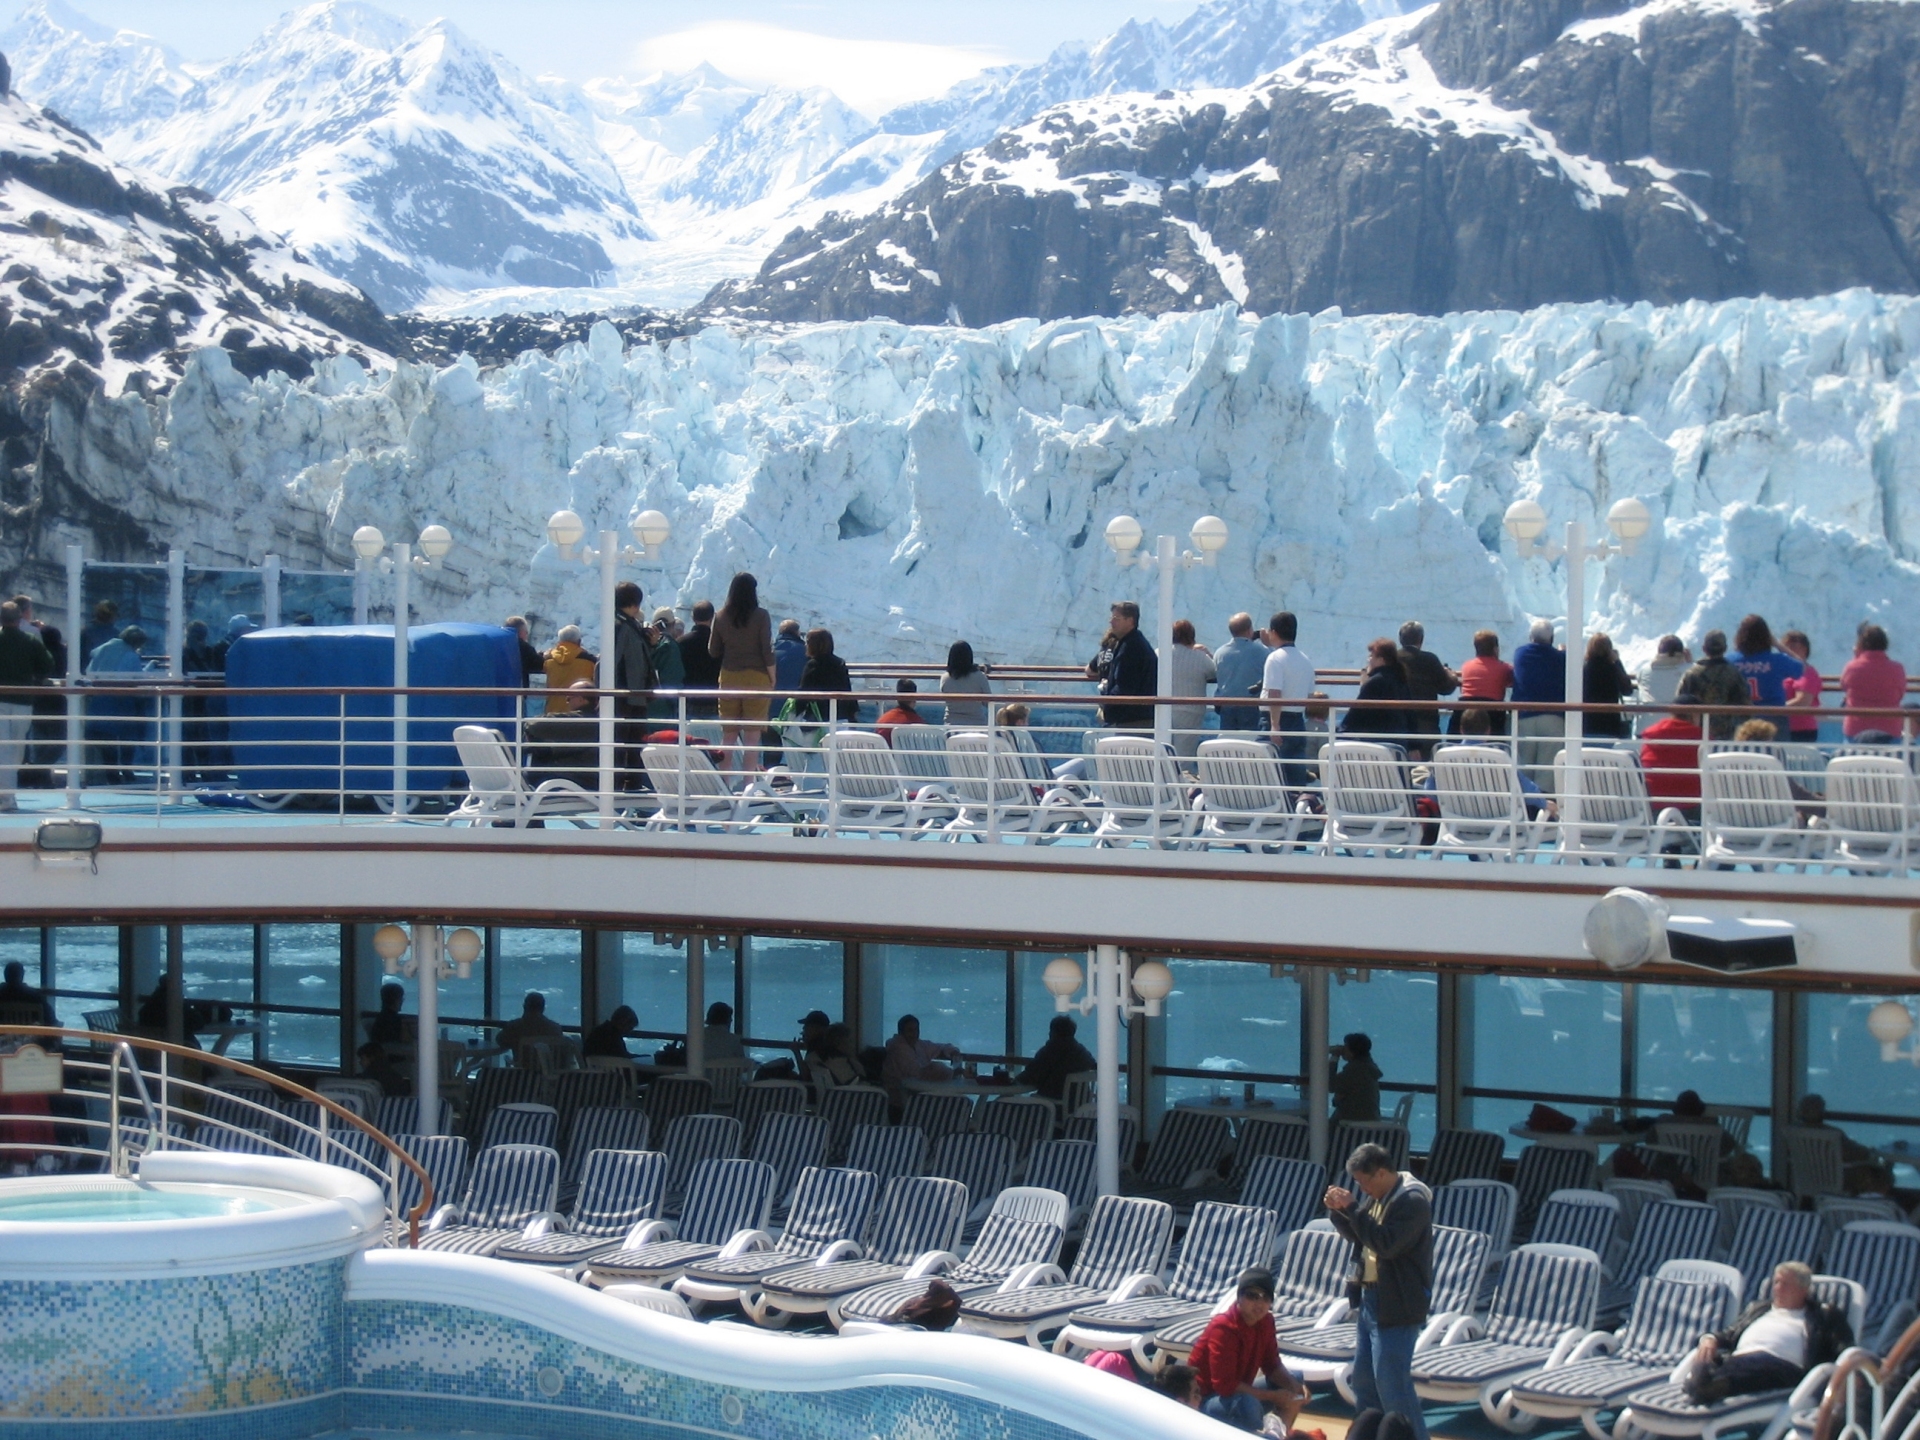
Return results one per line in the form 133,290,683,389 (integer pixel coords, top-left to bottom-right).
0,1151,383,1432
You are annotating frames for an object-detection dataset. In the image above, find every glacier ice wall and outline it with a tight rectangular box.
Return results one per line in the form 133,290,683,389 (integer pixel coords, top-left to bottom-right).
45,288,1920,673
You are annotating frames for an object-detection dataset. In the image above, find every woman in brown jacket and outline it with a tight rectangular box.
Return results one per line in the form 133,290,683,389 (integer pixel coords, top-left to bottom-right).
709,571,774,774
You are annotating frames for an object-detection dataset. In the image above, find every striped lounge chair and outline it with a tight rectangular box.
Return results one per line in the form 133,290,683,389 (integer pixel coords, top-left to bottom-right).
416,1143,560,1255
818,1086,889,1163
675,1165,879,1318
754,1174,971,1328
641,1074,713,1133
978,1096,1056,1166
1723,1207,1825,1305
1825,1220,1920,1350
732,1079,808,1154
1596,1200,1721,1321
373,1095,454,1140
1125,1109,1233,1199
901,1090,975,1146
957,1194,1174,1347
1532,1189,1621,1263
1425,1129,1506,1187
749,1111,830,1215
1513,1144,1597,1239
579,1157,775,1288
1239,1156,1325,1237
928,1130,1014,1232
836,1186,1070,1331
478,1102,559,1152
660,1113,742,1215
845,1123,926,1184
558,1107,649,1206
1433,1179,1519,1260
493,1149,667,1268
1025,1139,1099,1232
1151,1224,1350,1368
1409,1241,1605,1428
393,1133,470,1235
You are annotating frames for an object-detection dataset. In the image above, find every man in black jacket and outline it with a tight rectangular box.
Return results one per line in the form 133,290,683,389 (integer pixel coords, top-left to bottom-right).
679,599,721,718
1325,1143,1434,1440
1087,601,1157,731
1683,1262,1851,1403
1397,620,1458,753
612,582,654,789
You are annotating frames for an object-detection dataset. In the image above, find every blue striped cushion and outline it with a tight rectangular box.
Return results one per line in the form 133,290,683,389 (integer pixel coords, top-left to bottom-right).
961,1282,1109,1322
1327,1122,1408,1181
480,1104,558,1152
839,1275,1002,1325
458,1143,559,1229
1514,1146,1596,1231
1136,1110,1233,1190
550,1069,634,1139
587,1237,723,1278
1614,1276,1736,1365
750,1112,831,1208
1510,1356,1672,1404
1276,1321,1359,1361
901,1092,974,1145
1168,1202,1281,1304
373,1095,453,1140
1600,1202,1721,1316
1425,1130,1505,1187
1026,1140,1098,1213
1066,1294,1212,1331
1273,1227,1350,1320
1826,1223,1920,1331
661,1114,743,1201
818,1088,889,1161
464,1067,543,1139
734,1081,808,1154
674,1158,776,1247
564,1150,666,1238
492,1230,624,1263
778,1167,878,1253
396,1133,470,1219
1411,1340,1560,1383
1240,1157,1324,1235
1621,1380,1791,1423
1149,1311,1214,1351
1433,1183,1515,1252
955,1215,1065,1283
1071,1195,1174,1291
1431,1225,1492,1315
1485,1245,1604,1349
846,1125,925,1183
562,1108,649,1189
762,1257,910,1299
1532,1197,1619,1258
1229,1117,1311,1189
978,1099,1054,1162
1064,1114,1137,1163
928,1131,1014,1213
416,1225,516,1255
1726,1208,1825,1304
857,1175,969,1267
642,1075,714,1131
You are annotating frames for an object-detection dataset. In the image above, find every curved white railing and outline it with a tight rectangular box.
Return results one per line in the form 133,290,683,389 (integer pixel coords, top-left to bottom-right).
347,1249,1231,1440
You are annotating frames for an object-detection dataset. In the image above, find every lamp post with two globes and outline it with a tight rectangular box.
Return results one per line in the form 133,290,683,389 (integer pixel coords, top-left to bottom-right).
543,509,672,825
370,921,483,1134
1101,515,1230,750
1500,497,1652,851
351,525,455,816
1042,947,1175,1195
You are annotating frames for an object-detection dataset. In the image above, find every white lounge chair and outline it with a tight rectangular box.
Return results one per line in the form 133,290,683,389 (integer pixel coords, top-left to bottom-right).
1552,746,1686,863
448,725,599,828
1192,738,1308,852
1817,753,1913,874
941,731,1080,841
1431,744,1543,861
1320,740,1422,857
822,729,943,838
1087,736,1196,848
1701,751,1810,871
640,743,795,833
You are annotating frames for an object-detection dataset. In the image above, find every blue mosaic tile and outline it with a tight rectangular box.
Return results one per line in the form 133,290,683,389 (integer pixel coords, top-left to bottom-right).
0,1259,344,1422
348,1300,1088,1440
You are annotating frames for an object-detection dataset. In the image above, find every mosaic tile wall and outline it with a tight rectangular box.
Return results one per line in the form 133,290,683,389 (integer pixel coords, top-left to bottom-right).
0,1259,345,1425
348,1299,1094,1440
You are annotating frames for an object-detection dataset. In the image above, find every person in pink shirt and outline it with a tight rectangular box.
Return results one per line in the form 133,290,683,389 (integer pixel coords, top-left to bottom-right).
1780,630,1821,742
1456,630,1515,735
1839,624,1907,740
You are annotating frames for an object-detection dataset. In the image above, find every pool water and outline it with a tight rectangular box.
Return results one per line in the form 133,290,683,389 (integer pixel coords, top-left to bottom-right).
0,1183,290,1223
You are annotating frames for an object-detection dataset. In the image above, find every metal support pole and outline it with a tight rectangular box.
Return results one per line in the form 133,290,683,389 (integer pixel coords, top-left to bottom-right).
262,554,282,629
64,543,82,805
165,548,184,797
1154,535,1175,752
598,531,618,827
1095,943,1121,1196
685,936,706,1080
1305,964,1330,1167
392,545,409,817
1563,521,1586,849
353,559,369,626
415,925,439,1136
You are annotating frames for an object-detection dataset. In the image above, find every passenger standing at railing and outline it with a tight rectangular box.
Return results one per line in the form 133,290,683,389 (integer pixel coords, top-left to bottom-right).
1087,601,1157,732
1456,630,1513,735
611,582,655,790
0,600,53,811
679,600,720,719
772,618,806,693
1732,615,1804,720
646,608,684,722
798,629,857,722
504,616,543,686
1338,640,1412,740
1396,621,1457,757
1261,611,1314,785
84,624,150,787
1582,633,1635,738
1166,619,1216,760
77,600,117,672
939,640,993,727
1680,631,1754,740
12,594,66,790
1634,636,1691,736
1511,619,1565,792
1840,624,1906,742
709,573,775,776
541,626,596,714
1213,613,1268,732
1640,702,1705,864
1780,631,1821,743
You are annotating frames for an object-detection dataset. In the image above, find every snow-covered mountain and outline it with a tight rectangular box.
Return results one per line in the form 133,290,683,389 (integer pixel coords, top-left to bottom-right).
0,0,195,137
4,1,654,310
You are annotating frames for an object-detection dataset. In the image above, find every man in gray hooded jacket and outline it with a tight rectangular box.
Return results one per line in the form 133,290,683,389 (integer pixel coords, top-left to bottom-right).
1326,1143,1434,1440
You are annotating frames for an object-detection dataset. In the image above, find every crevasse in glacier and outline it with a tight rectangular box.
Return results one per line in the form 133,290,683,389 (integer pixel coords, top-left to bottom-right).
58,288,1920,672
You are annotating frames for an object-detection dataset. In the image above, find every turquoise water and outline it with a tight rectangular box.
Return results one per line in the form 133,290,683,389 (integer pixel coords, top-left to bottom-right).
0,1186,279,1222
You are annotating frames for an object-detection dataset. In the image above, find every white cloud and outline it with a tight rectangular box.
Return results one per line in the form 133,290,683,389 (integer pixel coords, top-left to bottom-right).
633,21,1007,117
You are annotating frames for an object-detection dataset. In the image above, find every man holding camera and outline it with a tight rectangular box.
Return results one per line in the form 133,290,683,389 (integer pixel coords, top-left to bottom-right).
1325,1142,1434,1440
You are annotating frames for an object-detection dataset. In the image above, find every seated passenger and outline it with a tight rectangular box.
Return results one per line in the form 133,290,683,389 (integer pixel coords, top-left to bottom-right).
817,1022,863,1086
1185,1268,1306,1431
1683,1261,1851,1403
0,959,56,1026
356,1041,410,1097
366,981,415,1046
1017,1015,1096,1100
583,1005,639,1060
881,1013,961,1100
703,1001,745,1061
495,991,565,1060
876,680,920,745
524,679,599,787
1797,1094,1896,1194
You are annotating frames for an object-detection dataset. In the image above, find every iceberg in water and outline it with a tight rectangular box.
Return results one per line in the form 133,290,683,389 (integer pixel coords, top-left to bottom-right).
53,288,1920,673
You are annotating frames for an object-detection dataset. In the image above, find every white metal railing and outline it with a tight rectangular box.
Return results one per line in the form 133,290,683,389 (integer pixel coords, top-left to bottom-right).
0,1025,433,1243
8,681,1920,875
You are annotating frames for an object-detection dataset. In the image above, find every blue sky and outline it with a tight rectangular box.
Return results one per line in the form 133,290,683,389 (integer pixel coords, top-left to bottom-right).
10,2,1189,108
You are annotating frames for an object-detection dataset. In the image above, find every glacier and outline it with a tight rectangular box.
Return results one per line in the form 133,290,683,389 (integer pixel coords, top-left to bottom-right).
41,289,1920,677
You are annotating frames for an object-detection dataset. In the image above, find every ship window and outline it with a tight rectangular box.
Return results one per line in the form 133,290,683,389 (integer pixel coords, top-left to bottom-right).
1464,975,1622,1154
1332,968,1438,1151
1160,959,1301,1111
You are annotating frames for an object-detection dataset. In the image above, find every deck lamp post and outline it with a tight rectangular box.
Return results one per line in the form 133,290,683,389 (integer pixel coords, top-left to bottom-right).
1103,514,1229,750
1500,497,1652,854
545,508,672,826
1044,948,1175,1196
352,525,455,817
372,922,483,1135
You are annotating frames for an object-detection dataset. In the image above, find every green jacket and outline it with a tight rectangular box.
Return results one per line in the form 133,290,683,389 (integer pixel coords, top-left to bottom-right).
0,626,53,690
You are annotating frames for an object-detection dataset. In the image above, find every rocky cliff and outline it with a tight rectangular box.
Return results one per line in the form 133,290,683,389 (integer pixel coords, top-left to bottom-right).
709,0,1920,324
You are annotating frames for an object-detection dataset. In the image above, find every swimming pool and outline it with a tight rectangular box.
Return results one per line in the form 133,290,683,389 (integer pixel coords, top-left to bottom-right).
0,1179,300,1223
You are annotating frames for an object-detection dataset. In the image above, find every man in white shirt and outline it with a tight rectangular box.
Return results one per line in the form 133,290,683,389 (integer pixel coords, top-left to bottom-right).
1261,611,1316,787
1682,1262,1851,1403
880,1013,961,1105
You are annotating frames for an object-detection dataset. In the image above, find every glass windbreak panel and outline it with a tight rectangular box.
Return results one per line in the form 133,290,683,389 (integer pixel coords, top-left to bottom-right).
618,935,691,1039
262,924,340,1069
48,927,118,1004
703,941,736,1030
1803,992,1920,1183
1162,960,1301,1110
1466,976,1621,1153
0,928,39,983
493,929,582,1028
745,937,841,1061
1016,952,1080,1060
868,945,1007,1058
1638,982,1773,1169
1331,969,1438,1150
179,924,255,1059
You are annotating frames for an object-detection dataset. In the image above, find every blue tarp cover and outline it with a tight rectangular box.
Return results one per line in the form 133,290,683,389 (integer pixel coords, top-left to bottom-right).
226,623,520,793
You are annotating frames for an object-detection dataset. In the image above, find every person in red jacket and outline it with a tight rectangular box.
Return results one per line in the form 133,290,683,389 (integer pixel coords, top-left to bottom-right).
1186,1269,1305,1432
1638,704,1705,814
